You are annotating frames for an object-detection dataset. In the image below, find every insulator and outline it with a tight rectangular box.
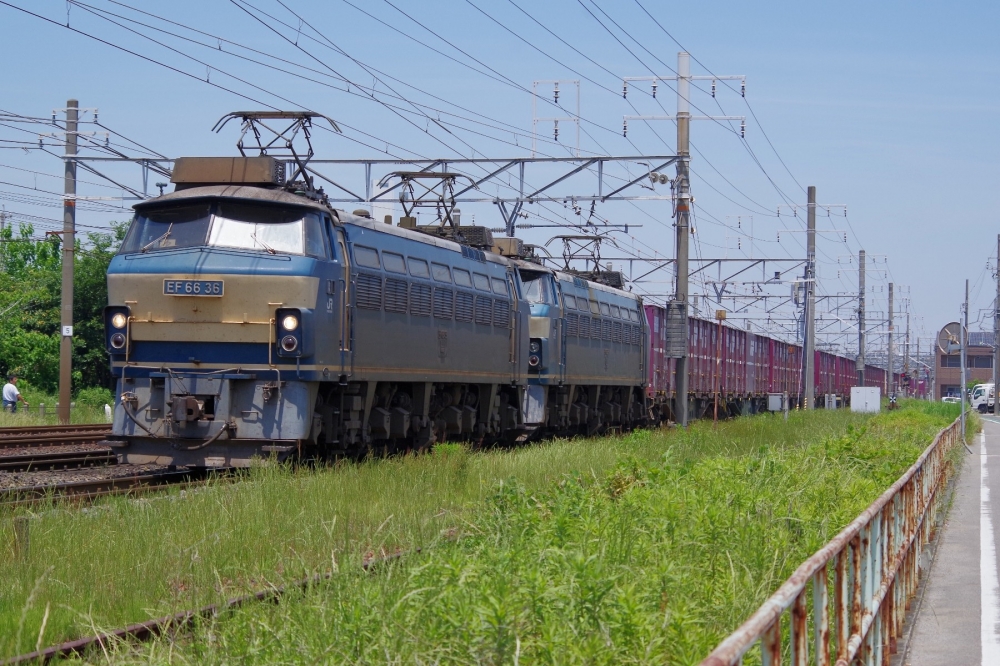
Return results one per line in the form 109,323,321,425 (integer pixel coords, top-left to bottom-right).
623,82,627,98
554,120,559,141
624,224,628,234
104,134,109,147
711,80,716,98
740,120,746,138
51,111,56,122
738,239,741,249
652,82,657,98
741,80,746,97
844,233,848,243
554,85,559,104
623,119,627,137
777,232,781,242
38,137,43,148
94,110,98,122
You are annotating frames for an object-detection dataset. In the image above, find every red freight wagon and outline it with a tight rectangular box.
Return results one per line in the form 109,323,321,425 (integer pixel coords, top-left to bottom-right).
643,303,888,420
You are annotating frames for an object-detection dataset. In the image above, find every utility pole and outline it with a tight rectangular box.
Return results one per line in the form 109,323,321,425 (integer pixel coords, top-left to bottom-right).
674,52,692,427
904,309,910,398
962,279,969,442
0,210,7,272
621,53,744,427
803,186,816,409
59,100,78,425
887,283,894,397
995,234,1000,414
857,249,866,386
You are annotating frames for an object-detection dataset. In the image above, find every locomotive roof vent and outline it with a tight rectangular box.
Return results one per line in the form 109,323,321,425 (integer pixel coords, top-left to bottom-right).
565,269,627,290
170,156,286,190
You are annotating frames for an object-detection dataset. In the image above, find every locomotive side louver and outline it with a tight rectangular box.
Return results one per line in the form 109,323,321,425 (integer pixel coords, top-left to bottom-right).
410,284,432,317
433,288,454,319
492,300,510,328
356,274,382,310
384,279,408,313
455,292,474,322
474,296,492,326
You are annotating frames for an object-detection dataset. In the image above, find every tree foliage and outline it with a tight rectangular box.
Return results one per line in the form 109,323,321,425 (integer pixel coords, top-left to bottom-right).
0,221,127,394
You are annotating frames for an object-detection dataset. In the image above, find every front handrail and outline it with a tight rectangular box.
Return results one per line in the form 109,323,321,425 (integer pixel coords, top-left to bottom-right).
700,414,963,666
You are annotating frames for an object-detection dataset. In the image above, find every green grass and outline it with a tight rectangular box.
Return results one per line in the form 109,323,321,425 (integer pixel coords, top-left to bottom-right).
0,402,958,662
0,382,111,426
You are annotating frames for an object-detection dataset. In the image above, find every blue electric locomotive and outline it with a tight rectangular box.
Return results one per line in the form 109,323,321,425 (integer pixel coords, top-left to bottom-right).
104,155,651,467
104,156,531,466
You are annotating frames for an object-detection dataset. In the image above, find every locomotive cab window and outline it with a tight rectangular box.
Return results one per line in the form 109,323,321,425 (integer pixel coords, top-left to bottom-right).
209,203,316,255
519,270,557,305
453,269,473,288
120,204,212,254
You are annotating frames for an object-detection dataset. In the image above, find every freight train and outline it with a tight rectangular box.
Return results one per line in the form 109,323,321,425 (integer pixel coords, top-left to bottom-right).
103,155,892,467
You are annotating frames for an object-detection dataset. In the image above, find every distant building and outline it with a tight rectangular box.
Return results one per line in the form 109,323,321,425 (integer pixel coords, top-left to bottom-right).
937,331,994,399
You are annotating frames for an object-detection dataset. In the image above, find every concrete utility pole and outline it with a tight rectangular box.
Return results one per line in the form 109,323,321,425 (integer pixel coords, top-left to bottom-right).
59,100,78,425
995,234,1000,414
622,53,743,428
962,279,969,442
904,309,911,397
887,282,894,397
803,186,816,409
674,52,692,427
857,249,866,386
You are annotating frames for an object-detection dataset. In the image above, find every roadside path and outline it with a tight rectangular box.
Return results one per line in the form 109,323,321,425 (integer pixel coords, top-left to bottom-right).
900,417,1000,665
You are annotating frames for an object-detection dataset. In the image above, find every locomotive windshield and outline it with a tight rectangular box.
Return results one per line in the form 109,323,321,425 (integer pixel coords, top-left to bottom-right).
519,270,557,305
120,201,326,257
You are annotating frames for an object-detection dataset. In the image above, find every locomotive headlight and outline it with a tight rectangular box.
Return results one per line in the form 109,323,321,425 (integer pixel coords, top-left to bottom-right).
528,354,541,367
281,335,299,352
110,333,126,349
281,314,299,331
111,313,128,329
529,340,541,353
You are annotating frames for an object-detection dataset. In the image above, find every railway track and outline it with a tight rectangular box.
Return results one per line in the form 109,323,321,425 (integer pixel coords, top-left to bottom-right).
0,446,117,473
0,467,203,507
0,423,111,448
0,424,207,506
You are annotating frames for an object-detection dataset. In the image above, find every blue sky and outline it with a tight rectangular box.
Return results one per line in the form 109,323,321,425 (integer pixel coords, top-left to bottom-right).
2,0,998,358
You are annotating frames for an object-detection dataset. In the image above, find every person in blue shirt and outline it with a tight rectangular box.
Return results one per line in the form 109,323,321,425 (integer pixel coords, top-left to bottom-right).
2,375,29,413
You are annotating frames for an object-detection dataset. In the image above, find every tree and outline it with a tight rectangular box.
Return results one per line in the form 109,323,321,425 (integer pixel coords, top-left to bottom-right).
0,221,127,394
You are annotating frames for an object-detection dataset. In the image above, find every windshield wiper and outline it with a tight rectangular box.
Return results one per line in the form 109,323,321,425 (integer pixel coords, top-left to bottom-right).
140,223,173,253
251,231,277,254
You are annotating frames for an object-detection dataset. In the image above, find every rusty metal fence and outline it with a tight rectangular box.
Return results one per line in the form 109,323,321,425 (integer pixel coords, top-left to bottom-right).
700,415,963,666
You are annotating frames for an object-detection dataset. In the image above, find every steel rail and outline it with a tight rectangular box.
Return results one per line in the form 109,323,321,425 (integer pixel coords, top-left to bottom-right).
0,448,116,472
0,423,110,437
0,424,111,449
700,414,962,666
0,469,197,507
